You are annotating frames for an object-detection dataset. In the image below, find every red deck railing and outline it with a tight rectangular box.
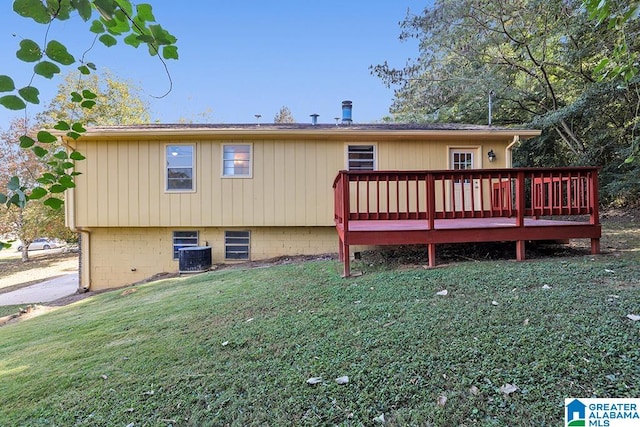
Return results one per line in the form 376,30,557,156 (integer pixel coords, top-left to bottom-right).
333,167,601,275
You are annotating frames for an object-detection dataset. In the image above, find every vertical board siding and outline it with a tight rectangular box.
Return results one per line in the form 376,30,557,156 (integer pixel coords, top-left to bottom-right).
73,136,510,228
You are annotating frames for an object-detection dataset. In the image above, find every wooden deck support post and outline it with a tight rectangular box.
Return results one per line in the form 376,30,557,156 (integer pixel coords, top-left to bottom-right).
426,173,437,267
515,171,526,261
342,240,350,277
428,243,436,268
589,170,601,255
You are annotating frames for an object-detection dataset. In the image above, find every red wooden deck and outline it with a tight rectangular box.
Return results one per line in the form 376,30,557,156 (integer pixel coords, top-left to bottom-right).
333,168,601,276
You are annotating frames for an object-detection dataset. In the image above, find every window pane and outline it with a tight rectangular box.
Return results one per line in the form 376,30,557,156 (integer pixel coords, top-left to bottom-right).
225,231,250,260
166,145,194,191
173,231,198,259
223,145,251,176
348,145,375,171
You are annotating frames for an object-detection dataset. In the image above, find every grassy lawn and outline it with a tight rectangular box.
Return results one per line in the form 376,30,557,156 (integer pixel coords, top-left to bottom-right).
0,225,638,426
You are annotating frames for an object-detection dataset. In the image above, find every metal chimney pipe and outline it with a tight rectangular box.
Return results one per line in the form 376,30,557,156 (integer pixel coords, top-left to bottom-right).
488,91,495,126
310,113,319,125
341,100,352,125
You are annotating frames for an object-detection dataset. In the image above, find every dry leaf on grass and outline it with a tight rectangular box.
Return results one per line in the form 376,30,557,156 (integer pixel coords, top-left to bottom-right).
335,376,349,385
436,289,448,296
626,314,640,321
373,413,385,423
306,377,323,385
500,383,519,394
437,394,447,406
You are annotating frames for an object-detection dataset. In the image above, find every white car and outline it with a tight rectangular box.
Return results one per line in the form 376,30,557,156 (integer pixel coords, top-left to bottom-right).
17,238,61,252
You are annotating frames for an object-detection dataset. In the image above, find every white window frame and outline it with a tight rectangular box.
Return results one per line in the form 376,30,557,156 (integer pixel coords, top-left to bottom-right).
346,144,376,171
222,144,253,178
165,144,195,192
224,230,251,260
172,230,199,260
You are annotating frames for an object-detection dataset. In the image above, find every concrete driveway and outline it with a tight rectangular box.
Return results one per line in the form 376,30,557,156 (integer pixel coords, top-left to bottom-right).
0,274,79,306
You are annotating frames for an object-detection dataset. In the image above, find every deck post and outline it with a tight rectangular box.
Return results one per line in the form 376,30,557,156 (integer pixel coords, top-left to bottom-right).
428,243,436,267
589,169,601,255
515,171,526,261
516,240,526,261
342,240,351,277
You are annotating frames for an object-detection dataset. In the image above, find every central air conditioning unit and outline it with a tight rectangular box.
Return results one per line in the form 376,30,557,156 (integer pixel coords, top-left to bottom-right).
178,246,212,273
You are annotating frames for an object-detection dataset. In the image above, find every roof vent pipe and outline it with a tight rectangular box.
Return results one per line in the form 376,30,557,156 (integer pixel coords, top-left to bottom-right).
488,91,494,126
310,113,319,125
341,100,352,125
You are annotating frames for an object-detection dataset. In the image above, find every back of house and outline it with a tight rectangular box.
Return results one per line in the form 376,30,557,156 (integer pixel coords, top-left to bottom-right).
64,122,540,290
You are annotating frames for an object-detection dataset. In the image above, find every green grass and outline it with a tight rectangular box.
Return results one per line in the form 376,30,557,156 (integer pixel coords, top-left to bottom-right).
0,240,639,426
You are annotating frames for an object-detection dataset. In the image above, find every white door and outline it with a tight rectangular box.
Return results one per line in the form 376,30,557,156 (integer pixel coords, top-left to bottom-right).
450,149,481,211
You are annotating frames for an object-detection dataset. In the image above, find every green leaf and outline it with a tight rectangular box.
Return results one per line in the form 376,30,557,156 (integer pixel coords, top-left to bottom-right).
81,100,97,109
124,33,142,48
70,92,83,102
16,39,42,62
81,90,97,99
71,0,92,21
72,122,87,132
66,132,81,140
94,0,117,19
32,146,48,158
150,24,177,45
78,65,91,75
28,187,48,200
18,86,40,104
44,197,64,209
37,130,58,143
99,34,118,47
45,40,75,65
59,175,76,188
0,75,16,92
49,184,66,194
54,151,68,160
90,20,105,34
115,0,134,16
0,95,27,110
34,61,61,79
70,151,86,160
13,0,50,24
8,191,27,209
162,45,179,60
8,176,20,191
137,3,155,22
19,135,35,148
38,173,57,184
87,62,97,71
54,121,71,131
61,162,75,169
0,193,6,205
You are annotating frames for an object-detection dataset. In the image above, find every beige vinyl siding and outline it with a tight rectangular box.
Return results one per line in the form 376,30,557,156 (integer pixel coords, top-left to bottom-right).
73,137,342,228
70,135,512,229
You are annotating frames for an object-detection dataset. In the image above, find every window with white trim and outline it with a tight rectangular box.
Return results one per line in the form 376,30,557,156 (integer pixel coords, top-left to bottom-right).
166,145,194,191
172,231,199,259
222,144,252,177
347,145,375,170
225,231,250,260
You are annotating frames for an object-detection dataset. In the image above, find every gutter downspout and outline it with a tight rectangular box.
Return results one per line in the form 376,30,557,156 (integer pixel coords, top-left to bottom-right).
506,135,520,168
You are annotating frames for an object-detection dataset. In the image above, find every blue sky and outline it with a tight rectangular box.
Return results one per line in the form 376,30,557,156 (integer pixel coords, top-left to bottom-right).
0,1,430,128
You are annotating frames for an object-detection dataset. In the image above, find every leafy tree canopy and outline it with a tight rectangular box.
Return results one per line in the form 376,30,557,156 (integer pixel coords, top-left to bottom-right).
373,0,640,204
0,0,177,250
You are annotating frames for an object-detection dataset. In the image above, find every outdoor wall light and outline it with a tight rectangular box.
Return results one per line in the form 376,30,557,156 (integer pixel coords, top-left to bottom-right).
487,149,496,162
